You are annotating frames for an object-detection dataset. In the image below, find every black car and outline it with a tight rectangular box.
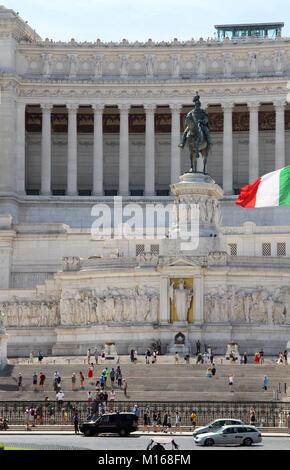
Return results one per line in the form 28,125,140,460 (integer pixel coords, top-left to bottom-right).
79,412,138,437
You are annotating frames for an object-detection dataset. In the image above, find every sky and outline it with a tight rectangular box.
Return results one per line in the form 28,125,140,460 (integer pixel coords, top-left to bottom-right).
2,0,289,43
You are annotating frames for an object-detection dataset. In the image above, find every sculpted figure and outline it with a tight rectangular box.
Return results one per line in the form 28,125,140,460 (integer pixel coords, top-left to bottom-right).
169,280,193,322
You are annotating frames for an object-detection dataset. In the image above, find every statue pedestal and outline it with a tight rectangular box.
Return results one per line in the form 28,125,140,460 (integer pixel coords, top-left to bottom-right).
0,331,8,370
225,341,241,363
104,342,117,360
169,172,226,256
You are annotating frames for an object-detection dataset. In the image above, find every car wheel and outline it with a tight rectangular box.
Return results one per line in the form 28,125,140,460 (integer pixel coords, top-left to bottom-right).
119,428,128,437
243,437,253,446
84,429,92,437
204,438,214,446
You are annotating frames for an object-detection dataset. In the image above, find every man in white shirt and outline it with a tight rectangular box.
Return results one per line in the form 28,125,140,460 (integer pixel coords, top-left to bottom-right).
56,389,64,409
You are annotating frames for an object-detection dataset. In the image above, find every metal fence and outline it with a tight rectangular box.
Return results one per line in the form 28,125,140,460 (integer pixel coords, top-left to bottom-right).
0,400,289,427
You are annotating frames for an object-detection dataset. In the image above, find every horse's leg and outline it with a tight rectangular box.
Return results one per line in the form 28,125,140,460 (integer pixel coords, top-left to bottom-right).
202,149,207,174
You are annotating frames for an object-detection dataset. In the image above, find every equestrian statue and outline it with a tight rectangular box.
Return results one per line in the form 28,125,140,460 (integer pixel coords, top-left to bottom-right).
178,92,212,174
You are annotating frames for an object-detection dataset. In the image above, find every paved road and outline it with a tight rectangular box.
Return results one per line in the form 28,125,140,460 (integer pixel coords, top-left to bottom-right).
0,434,289,451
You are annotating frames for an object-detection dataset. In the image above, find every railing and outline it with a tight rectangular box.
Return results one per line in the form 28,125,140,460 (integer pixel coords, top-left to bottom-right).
0,401,289,427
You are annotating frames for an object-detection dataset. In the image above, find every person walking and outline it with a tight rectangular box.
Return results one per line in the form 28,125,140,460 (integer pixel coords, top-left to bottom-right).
250,407,256,425
263,376,269,391
283,350,288,365
24,409,30,431
243,352,248,364
175,411,182,433
56,389,64,410
17,373,23,392
73,413,79,434
87,348,91,364
162,410,168,433
88,363,94,385
117,372,123,389
37,351,44,363
79,371,85,389
211,362,216,376
123,379,128,397
191,410,197,430
143,412,149,432
110,367,115,388
29,351,34,364
174,352,179,365
110,389,116,402
88,391,93,402
228,374,234,392
32,372,38,391
71,373,76,390
94,348,99,364
39,372,45,391
259,348,264,365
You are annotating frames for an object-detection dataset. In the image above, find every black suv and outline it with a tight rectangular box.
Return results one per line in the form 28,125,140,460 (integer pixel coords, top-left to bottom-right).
79,412,138,437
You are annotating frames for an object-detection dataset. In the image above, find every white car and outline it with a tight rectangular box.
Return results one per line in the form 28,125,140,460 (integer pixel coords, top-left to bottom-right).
194,425,262,447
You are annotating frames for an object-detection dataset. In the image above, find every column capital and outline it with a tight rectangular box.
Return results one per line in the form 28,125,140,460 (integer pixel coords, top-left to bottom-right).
169,103,182,112
66,103,79,113
247,100,260,111
273,99,286,110
118,103,131,113
221,101,235,111
92,103,105,113
40,103,53,112
144,103,156,113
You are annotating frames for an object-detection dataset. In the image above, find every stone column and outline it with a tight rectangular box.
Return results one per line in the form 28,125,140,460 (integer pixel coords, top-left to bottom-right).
221,102,234,194
159,275,170,325
15,101,26,195
40,104,53,195
144,104,156,196
193,275,204,324
274,100,286,170
118,104,130,196
92,104,104,196
170,103,182,184
248,101,260,183
67,104,78,196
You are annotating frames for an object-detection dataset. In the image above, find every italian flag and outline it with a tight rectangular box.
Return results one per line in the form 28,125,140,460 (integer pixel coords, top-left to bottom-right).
236,166,290,208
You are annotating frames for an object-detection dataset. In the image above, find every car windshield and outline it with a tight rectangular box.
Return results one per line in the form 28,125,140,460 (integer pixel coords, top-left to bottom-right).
211,421,223,428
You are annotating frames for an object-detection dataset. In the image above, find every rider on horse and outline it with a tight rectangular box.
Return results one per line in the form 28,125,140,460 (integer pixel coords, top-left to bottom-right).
178,92,212,151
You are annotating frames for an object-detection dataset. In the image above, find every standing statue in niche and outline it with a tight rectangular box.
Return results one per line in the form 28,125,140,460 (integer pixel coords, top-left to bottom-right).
169,280,193,322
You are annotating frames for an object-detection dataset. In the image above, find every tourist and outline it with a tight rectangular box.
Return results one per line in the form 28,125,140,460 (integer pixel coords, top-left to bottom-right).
110,389,116,402
254,352,260,364
211,362,216,376
143,412,149,432
130,349,135,363
152,350,158,364
162,410,168,433
56,389,64,409
32,372,38,390
79,371,85,389
243,352,248,364
145,348,151,364
283,350,288,365
175,411,182,433
117,373,123,389
87,348,91,364
88,391,93,402
174,352,179,364
29,407,35,428
259,348,264,365
133,404,140,423
100,374,105,389
71,372,76,390
29,351,34,364
101,350,106,363
184,353,190,364
206,367,212,378
277,352,283,364
88,363,94,384
73,413,79,434
250,407,256,425
228,374,234,392
94,348,99,364
133,350,138,364
123,379,128,397
191,410,197,430
37,351,44,363
157,412,162,431
24,409,30,430
263,376,269,391
152,410,158,432
210,350,214,364
110,367,115,387
17,373,23,392
39,372,45,391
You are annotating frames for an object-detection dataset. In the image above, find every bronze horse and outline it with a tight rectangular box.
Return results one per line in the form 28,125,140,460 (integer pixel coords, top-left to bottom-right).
183,111,211,174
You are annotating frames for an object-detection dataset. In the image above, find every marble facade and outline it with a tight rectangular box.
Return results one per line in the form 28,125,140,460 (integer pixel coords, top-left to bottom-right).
1,7,290,355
